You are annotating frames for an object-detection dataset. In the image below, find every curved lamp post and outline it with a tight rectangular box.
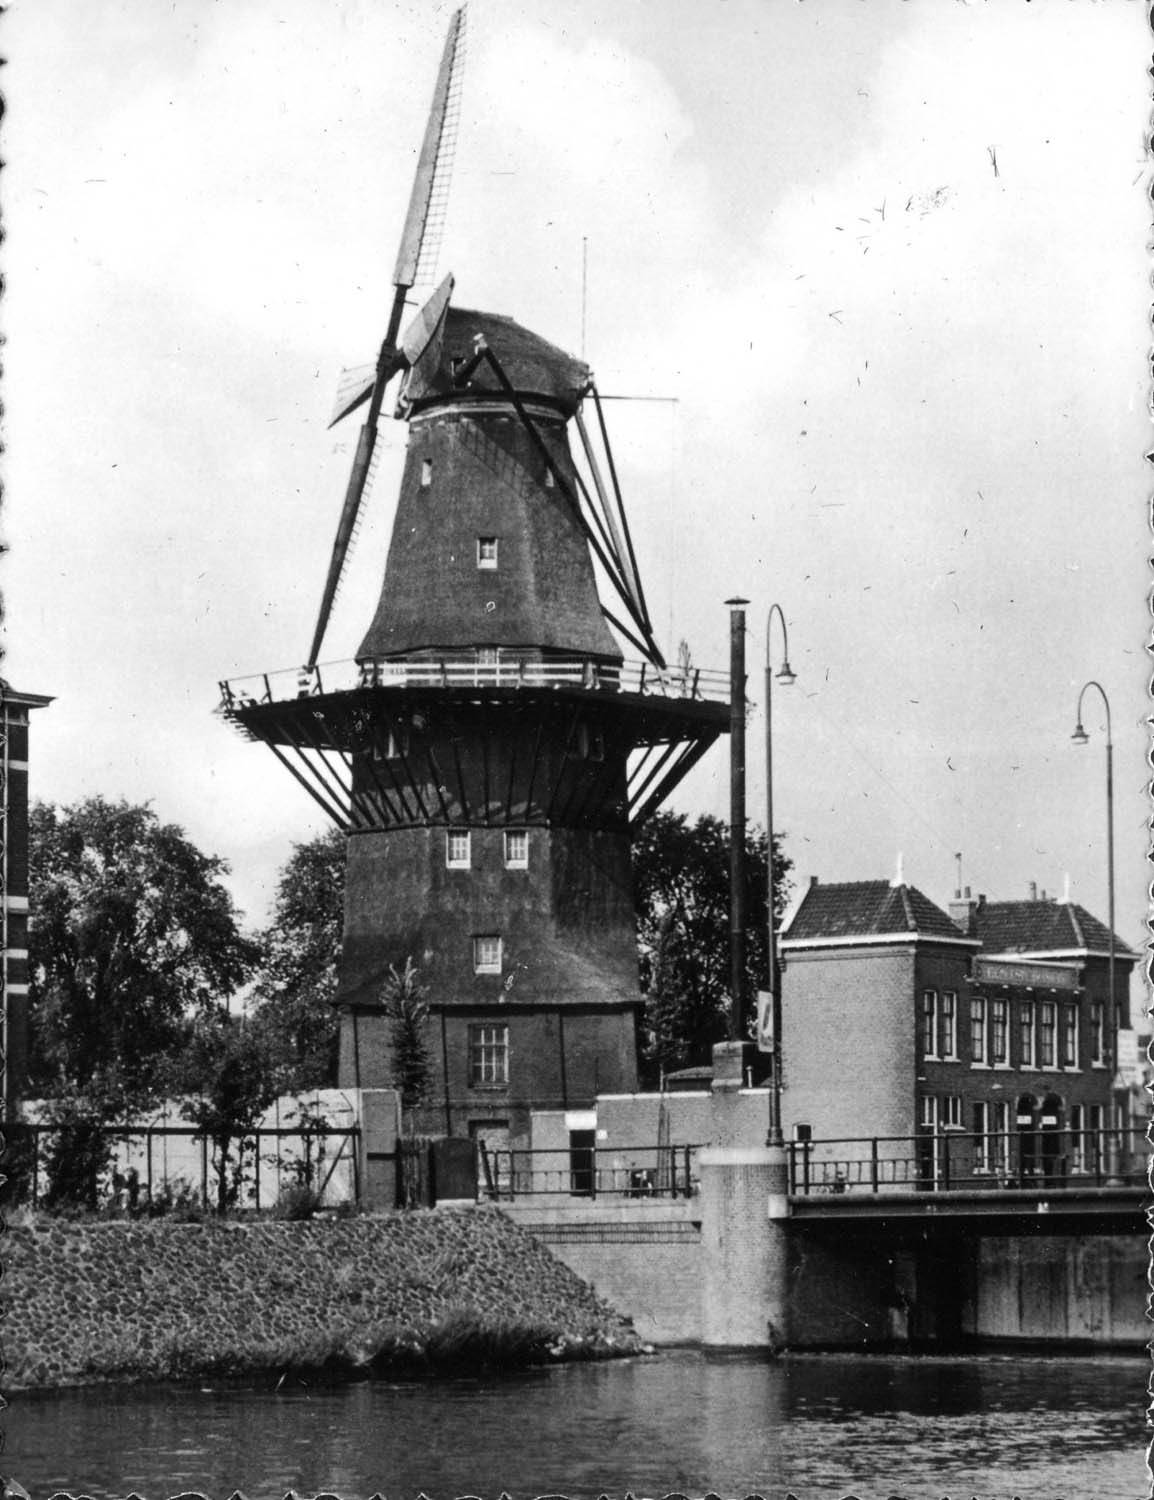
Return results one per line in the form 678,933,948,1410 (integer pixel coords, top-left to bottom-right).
765,604,795,1147
1071,681,1115,1081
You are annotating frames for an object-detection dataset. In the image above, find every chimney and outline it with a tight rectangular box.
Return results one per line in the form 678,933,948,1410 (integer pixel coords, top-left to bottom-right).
1028,881,1037,901
949,885,978,937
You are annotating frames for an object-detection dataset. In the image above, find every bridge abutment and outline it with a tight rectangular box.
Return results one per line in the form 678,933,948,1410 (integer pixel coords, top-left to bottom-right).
698,1043,791,1349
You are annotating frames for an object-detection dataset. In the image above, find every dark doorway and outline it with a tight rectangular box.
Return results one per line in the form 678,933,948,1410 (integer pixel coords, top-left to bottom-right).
568,1129,596,1197
1015,1094,1038,1182
1039,1093,1064,1187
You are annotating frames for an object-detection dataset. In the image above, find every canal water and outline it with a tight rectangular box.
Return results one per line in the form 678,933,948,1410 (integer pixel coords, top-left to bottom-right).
7,1349,1146,1499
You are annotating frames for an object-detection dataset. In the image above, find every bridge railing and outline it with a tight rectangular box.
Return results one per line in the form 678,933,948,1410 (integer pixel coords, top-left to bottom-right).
788,1126,1147,1196
479,1144,699,1201
218,656,729,711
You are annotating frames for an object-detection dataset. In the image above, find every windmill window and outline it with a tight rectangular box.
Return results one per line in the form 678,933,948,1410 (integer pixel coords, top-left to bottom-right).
504,830,529,869
469,1023,509,1087
420,460,433,488
446,830,471,869
473,934,502,974
477,537,499,569
544,468,556,489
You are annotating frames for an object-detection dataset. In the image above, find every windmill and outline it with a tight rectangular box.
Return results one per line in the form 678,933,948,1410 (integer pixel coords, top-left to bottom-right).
220,10,731,1138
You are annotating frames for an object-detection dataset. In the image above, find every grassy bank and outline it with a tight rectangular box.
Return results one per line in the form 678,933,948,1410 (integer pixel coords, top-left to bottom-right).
4,1208,645,1390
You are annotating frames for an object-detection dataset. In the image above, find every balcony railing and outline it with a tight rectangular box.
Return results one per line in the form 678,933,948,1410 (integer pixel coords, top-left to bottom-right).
478,1143,699,1201
788,1126,1147,1196
219,656,729,712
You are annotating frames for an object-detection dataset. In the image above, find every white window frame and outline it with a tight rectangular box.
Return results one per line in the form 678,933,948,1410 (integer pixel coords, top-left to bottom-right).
469,1023,509,1087
941,1094,963,1130
918,1094,938,1130
1069,1103,1085,1173
940,991,958,1059
970,996,987,1066
420,459,433,488
921,990,939,1059
991,1100,1011,1175
504,830,529,869
477,536,499,570
1060,1003,1079,1070
972,1100,990,1173
1089,999,1105,1066
446,830,471,869
473,934,502,974
1019,998,1035,1068
1038,1000,1056,1069
990,997,1009,1067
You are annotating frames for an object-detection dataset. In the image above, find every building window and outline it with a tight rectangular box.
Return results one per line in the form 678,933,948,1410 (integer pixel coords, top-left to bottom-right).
504,830,529,869
1019,999,1035,1068
1086,1103,1104,1175
1038,1001,1056,1068
991,1100,1010,1176
1089,1000,1105,1065
477,536,499,569
469,1023,509,1086
472,934,502,974
940,991,957,1059
1060,1004,1079,1070
921,990,938,1059
918,1095,938,1130
1069,1103,1085,1172
420,459,433,488
941,1094,963,1130
970,997,987,1065
569,723,606,762
446,830,471,869
990,997,1008,1066
972,1101,990,1172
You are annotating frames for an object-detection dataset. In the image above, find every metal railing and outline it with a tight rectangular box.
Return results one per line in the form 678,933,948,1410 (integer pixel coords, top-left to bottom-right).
788,1126,1147,1196
479,1144,699,1201
5,1121,361,1213
219,655,729,711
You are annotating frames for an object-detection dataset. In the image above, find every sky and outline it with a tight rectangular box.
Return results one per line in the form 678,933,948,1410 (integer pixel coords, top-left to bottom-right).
4,0,1149,998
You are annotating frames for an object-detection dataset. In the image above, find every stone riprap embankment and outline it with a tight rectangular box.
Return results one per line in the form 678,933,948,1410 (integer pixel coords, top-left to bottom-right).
3,1208,644,1390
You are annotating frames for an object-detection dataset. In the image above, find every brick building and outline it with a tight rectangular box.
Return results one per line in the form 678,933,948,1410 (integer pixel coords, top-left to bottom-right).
778,876,1137,1185
1,684,52,1119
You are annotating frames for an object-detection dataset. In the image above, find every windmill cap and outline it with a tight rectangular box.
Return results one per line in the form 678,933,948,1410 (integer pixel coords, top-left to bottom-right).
405,306,590,415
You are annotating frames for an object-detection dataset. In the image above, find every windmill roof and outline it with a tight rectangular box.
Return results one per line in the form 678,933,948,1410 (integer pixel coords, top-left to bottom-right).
781,880,973,946
971,900,1137,961
404,306,590,414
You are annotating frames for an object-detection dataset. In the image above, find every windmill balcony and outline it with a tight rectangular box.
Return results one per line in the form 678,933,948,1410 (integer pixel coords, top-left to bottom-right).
218,653,729,712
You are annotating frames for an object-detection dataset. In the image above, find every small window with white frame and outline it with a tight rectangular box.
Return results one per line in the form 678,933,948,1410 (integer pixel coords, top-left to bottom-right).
1060,1003,1079,1070
940,991,957,1059
970,996,987,1065
972,1100,990,1172
420,459,433,488
941,1094,963,1130
920,990,938,1059
446,830,471,869
469,1023,509,1086
504,830,529,869
473,934,502,974
1038,1000,1057,1068
990,997,1008,1066
1089,999,1105,1065
477,536,499,570
1019,998,1035,1067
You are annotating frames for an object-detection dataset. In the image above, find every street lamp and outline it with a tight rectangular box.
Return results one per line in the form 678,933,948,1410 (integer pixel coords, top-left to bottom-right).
1071,681,1115,1080
765,604,795,1147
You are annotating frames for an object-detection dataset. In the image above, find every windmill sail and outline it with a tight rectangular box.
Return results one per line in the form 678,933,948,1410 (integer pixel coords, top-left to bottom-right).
307,6,467,669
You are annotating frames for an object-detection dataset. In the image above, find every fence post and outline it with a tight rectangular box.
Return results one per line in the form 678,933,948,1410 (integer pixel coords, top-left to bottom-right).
201,1135,209,1210
253,1131,261,1213
146,1128,154,1204
871,1137,879,1193
803,1140,811,1196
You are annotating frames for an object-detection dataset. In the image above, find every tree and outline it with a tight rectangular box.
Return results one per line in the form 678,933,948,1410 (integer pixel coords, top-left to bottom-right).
631,811,793,1076
382,957,431,1122
248,827,345,1091
28,796,257,1105
174,1014,283,1212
